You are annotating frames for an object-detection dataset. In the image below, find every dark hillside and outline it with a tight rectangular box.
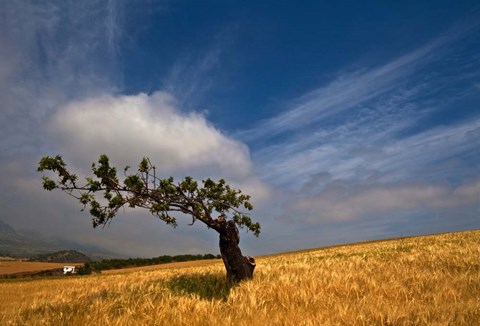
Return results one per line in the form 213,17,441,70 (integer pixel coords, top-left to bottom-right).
30,250,91,263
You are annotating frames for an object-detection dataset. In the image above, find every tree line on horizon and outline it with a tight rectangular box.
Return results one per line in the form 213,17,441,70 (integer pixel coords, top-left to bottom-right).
79,253,221,274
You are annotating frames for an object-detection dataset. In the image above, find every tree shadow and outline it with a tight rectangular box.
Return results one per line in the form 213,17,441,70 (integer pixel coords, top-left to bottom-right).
166,273,232,301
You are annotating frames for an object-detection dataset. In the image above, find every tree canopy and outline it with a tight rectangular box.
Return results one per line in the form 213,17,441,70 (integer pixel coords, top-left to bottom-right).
37,155,261,236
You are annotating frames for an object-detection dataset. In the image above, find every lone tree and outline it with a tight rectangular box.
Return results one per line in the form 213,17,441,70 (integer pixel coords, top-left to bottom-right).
38,155,260,284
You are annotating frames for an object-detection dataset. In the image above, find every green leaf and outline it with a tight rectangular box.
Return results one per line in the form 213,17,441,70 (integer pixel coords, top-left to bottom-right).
124,175,144,191
41,176,56,191
139,157,149,172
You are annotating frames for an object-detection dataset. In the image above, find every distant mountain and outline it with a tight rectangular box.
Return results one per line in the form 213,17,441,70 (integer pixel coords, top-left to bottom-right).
0,220,58,257
0,220,121,260
0,220,17,238
30,250,91,263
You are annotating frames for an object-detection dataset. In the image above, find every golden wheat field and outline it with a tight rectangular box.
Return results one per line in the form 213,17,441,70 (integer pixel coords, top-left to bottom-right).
0,261,67,275
1,230,479,325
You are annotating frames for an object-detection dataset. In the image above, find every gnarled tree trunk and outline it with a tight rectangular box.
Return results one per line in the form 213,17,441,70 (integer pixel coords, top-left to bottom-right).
218,220,256,285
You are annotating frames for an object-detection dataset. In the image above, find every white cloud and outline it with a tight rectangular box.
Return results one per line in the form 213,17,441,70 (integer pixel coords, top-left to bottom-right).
286,178,480,224
48,91,253,179
233,176,276,207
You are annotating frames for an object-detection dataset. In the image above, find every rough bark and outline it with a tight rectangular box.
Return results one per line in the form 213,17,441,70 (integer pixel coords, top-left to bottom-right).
218,220,256,285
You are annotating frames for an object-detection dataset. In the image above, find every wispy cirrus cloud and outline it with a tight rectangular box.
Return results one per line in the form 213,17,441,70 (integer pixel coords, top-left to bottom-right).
162,26,238,109
247,22,480,191
164,46,223,108
257,114,480,191
240,27,457,142
0,0,126,158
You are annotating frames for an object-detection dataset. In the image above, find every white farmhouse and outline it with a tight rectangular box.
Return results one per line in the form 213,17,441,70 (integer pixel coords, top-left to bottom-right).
63,266,76,274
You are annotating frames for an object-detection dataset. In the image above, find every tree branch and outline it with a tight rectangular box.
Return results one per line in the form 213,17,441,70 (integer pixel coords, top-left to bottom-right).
38,155,260,236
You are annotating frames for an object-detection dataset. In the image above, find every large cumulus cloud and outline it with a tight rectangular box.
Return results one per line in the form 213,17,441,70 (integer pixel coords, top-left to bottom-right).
48,91,252,180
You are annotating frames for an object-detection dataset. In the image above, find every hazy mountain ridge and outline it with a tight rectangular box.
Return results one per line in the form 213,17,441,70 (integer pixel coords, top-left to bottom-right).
0,220,57,257
30,250,91,263
0,220,120,260
0,220,17,238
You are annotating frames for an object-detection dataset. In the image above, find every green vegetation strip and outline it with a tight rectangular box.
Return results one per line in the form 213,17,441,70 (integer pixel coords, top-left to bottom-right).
81,254,221,274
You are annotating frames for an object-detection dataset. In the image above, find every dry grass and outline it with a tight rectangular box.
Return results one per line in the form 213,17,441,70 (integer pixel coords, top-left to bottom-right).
0,261,67,275
1,230,479,325
101,259,222,274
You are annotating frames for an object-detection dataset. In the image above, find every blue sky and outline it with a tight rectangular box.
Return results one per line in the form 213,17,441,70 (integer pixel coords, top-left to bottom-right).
0,1,479,257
